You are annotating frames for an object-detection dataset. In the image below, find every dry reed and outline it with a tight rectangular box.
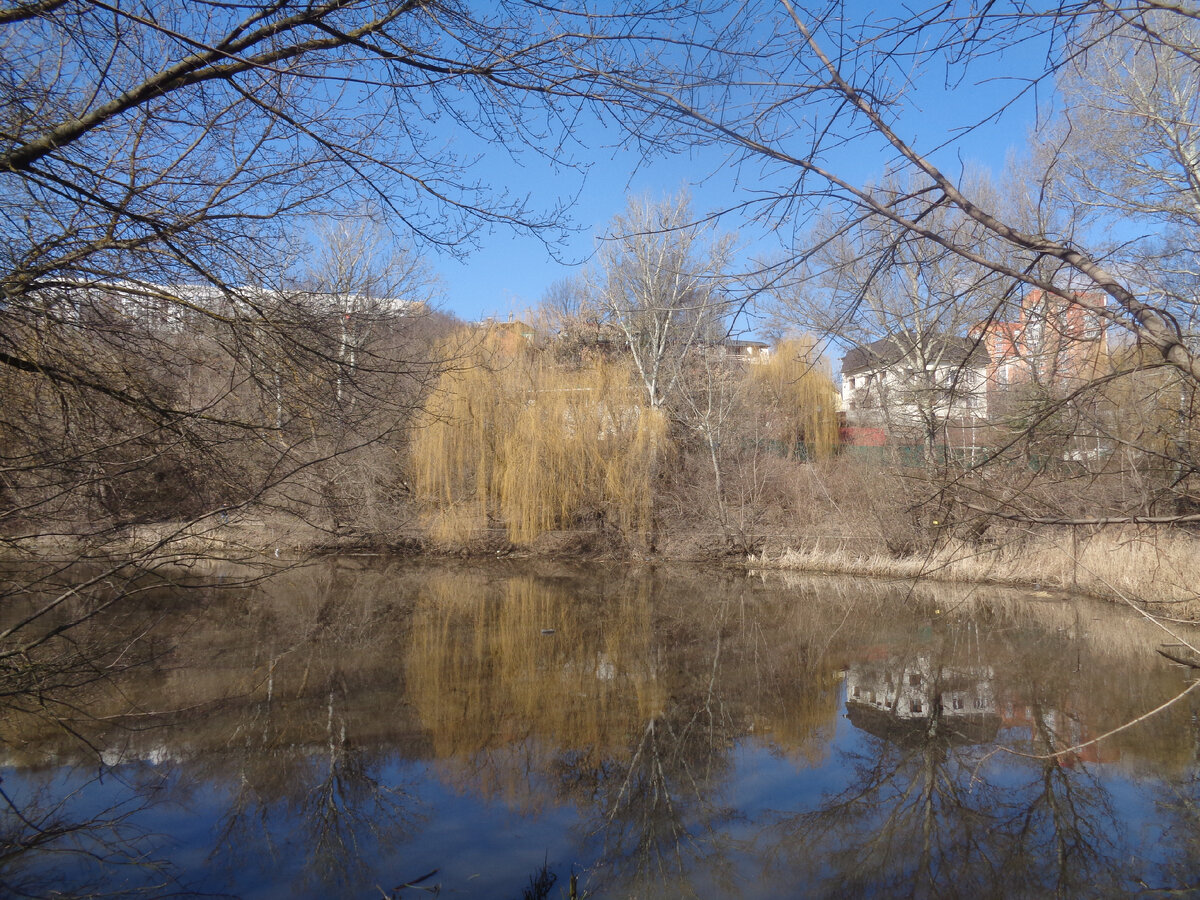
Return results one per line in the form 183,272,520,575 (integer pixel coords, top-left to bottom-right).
749,528,1200,613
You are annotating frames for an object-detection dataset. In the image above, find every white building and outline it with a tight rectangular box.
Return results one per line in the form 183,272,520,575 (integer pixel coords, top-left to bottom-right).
845,655,1000,745
841,334,990,430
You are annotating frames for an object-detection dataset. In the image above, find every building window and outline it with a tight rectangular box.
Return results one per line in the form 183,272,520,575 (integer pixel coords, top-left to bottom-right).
910,700,923,714
909,673,922,686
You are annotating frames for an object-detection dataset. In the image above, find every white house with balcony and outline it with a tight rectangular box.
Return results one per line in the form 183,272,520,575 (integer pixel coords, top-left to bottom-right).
841,333,990,456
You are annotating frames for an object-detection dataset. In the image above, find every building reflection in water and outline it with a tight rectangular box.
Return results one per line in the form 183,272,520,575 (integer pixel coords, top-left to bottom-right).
845,655,1000,746
1,561,1197,898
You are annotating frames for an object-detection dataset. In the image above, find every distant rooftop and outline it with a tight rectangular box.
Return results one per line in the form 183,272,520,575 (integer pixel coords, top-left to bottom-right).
842,333,988,376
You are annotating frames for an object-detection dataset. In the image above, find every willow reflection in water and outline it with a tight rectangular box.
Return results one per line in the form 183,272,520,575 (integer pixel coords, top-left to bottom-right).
406,568,845,897
0,560,1197,898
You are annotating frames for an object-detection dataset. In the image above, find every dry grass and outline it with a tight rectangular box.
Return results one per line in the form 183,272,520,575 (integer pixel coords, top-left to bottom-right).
0,508,332,569
749,527,1200,614
748,566,1193,666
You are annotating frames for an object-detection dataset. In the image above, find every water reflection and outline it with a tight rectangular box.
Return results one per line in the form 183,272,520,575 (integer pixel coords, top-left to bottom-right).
0,560,1197,897
0,767,174,898
845,653,1000,744
775,641,1126,897
405,571,795,896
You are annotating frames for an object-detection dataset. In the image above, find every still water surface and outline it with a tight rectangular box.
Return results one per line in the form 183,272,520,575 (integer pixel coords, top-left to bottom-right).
3,559,1200,898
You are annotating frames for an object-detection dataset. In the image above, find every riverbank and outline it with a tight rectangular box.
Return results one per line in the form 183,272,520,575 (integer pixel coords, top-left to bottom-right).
747,529,1200,619
5,510,1196,620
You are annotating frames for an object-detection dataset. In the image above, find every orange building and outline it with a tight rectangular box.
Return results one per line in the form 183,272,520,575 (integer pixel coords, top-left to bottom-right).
974,289,1108,394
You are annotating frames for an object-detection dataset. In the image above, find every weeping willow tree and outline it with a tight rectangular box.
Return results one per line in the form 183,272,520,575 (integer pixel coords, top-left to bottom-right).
411,328,666,544
405,573,660,794
750,338,840,459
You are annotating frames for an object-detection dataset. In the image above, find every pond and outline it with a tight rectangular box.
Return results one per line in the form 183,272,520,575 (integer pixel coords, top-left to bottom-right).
2,558,1199,898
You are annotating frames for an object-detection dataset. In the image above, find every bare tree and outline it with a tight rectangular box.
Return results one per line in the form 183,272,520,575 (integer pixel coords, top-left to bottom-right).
674,345,744,541
776,175,1006,459
302,214,442,409
537,276,596,336
0,1,754,615
622,1,1200,525
0,1,773,769
1055,15,1200,289
587,191,737,411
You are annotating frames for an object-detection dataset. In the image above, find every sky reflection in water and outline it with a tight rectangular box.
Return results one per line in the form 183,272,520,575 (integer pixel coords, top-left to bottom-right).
1,559,1198,898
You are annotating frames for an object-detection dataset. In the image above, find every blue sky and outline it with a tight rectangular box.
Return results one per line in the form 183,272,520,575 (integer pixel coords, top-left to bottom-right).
430,9,1055,331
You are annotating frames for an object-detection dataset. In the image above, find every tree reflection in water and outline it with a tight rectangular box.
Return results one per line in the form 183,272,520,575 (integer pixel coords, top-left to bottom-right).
406,568,852,897
0,561,1197,898
577,606,740,897
766,613,1158,899
1153,750,1200,893
2,560,428,897
206,677,421,895
0,767,173,898
195,563,426,896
